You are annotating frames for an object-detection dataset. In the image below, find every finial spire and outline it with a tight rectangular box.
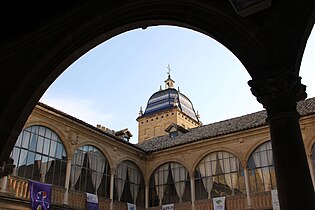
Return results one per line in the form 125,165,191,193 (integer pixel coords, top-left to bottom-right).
165,64,175,89
167,64,172,78
138,106,143,116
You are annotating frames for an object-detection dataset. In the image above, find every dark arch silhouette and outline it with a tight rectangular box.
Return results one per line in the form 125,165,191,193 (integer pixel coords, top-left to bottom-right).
1,1,314,209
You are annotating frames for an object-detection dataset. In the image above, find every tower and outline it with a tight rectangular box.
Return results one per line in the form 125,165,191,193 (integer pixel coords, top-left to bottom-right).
136,67,201,142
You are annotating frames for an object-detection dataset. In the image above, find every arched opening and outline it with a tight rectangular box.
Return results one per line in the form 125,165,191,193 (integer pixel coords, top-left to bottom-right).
149,162,190,207
70,145,111,197
10,125,67,187
247,141,276,193
195,151,244,200
114,160,145,207
1,1,315,209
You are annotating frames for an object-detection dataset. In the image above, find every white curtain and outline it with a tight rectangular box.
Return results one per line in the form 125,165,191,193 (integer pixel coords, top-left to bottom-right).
253,142,273,191
116,164,127,201
198,153,217,199
170,163,187,202
218,152,239,194
88,150,106,194
154,163,169,205
70,150,85,189
128,164,141,204
37,156,53,182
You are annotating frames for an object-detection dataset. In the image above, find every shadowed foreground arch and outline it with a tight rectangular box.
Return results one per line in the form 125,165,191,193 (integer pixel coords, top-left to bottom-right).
1,1,314,209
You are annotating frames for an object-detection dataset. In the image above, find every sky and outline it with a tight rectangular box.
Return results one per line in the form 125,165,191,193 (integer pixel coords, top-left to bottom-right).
40,26,315,144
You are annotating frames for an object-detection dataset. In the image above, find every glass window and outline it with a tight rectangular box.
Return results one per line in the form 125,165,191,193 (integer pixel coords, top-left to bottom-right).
149,162,190,207
114,160,145,207
195,151,245,200
247,141,276,192
43,138,50,155
70,145,111,198
170,131,178,138
21,131,30,149
10,125,67,187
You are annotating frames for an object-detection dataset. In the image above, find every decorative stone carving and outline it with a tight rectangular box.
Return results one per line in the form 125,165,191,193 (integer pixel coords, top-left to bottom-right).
248,72,306,118
66,127,79,145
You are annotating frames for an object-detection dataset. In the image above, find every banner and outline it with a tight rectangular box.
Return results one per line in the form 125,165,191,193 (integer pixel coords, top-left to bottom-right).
29,180,52,210
213,196,225,210
162,203,174,210
86,193,99,210
271,189,280,210
127,203,137,210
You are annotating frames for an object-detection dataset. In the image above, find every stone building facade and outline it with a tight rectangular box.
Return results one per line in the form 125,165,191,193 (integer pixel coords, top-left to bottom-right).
0,81,315,210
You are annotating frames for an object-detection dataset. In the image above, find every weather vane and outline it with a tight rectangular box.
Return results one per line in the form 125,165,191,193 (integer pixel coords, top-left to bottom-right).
167,64,172,76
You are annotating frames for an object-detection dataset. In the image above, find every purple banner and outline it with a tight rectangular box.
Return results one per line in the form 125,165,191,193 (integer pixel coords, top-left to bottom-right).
29,180,52,210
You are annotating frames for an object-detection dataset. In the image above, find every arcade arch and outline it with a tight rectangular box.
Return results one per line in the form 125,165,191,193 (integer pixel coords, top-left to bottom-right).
1,1,314,209
10,125,67,187
194,151,245,200
149,162,190,207
70,145,111,197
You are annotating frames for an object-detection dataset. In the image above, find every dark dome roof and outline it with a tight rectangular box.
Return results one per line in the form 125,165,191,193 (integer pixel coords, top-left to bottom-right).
143,88,199,121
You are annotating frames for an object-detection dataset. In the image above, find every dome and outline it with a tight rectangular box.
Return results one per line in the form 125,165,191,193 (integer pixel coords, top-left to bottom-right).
143,88,199,122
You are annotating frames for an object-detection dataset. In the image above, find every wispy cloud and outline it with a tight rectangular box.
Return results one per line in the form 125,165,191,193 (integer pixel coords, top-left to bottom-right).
39,93,113,127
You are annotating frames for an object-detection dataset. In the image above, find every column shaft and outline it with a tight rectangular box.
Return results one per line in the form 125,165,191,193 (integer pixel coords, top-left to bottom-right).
64,159,72,205
110,173,114,210
190,177,195,210
145,185,149,210
243,168,252,209
269,113,315,209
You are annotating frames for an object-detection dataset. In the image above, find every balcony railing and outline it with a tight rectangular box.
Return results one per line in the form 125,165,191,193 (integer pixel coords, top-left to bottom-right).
1,176,273,210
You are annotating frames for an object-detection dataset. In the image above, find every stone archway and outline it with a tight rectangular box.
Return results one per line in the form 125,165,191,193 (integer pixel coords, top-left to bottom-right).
1,1,314,209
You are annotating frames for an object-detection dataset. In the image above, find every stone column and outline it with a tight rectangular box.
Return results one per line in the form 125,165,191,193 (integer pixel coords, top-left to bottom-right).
145,184,149,210
243,167,252,209
110,170,115,210
190,177,196,210
63,159,72,205
307,154,315,190
248,73,315,210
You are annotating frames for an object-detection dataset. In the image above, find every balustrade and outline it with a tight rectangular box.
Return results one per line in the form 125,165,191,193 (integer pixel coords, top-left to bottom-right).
2,176,273,210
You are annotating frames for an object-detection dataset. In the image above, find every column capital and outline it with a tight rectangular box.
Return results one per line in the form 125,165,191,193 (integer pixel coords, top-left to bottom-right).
111,167,116,175
248,72,306,118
